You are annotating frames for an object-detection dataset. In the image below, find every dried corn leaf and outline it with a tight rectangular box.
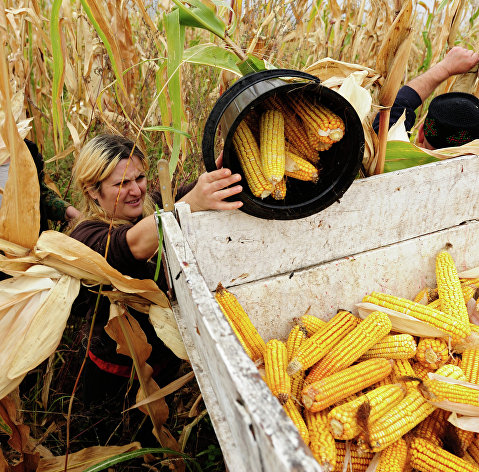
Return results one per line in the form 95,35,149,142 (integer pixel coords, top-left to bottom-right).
37,442,142,472
0,396,31,453
356,302,450,338
305,57,380,84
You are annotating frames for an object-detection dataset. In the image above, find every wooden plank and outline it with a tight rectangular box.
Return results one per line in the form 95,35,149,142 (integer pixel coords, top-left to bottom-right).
177,155,479,291
161,211,322,472
229,221,479,341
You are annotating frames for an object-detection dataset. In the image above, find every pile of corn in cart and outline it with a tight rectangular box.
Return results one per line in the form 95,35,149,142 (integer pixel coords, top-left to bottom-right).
160,154,479,472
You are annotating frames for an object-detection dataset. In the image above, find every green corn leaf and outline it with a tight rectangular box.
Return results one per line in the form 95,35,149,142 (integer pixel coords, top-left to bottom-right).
0,415,12,436
183,44,242,76
171,0,226,39
143,126,191,138
236,54,268,76
50,0,64,152
83,447,191,472
384,141,439,173
165,9,186,177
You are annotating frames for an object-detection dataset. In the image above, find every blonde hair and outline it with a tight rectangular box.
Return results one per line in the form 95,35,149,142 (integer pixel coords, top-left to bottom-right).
71,134,155,229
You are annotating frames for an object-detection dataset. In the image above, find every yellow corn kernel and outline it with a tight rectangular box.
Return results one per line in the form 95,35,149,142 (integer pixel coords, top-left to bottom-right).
302,358,393,412
293,314,327,335
305,409,336,469
376,438,408,471
287,310,360,376
435,363,467,380
334,441,374,472
327,383,405,440
282,398,309,444
259,109,286,184
412,408,449,447
468,436,479,463
420,379,479,406
436,251,470,327
215,283,266,362
358,333,417,361
413,360,432,381
461,349,479,384
363,291,471,340
415,337,449,370
264,339,291,405
410,437,479,472
284,151,319,183
305,311,392,384
271,177,287,200
286,325,308,361
393,358,421,390
232,120,273,198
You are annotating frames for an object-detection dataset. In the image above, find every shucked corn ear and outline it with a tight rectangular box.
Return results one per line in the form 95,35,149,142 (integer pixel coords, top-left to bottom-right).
305,311,392,384
376,438,408,472
419,378,479,407
272,178,287,200
436,251,470,327
232,120,273,198
282,398,309,444
287,310,360,375
215,283,266,362
264,339,291,404
284,151,319,183
259,109,286,184
362,291,471,340
302,358,393,412
335,442,374,472
304,409,337,470
358,333,417,361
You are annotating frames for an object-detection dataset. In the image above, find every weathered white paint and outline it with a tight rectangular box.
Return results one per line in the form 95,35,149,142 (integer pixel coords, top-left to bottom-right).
162,211,322,472
177,154,479,291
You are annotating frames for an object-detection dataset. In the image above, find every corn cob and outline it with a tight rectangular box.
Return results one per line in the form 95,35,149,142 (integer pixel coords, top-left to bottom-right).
410,437,479,472
232,120,273,198
464,451,479,466
415,337,449,370
259,109,286,184
436,363,467,380
287,310,360,376
363,292,471,340
436,251,470,327
215,283,266,362
327,383,406,440
302,358,393,412
358,333,417,361
376,438,408,471
266,96,319,163
413,360,433,381
419,378,479,407
286,325,308,404
461,349,479,384
271,178,287,200
305,311,391,384
264,339,291,404
306,125,333,149
468,436,479,463
412,408,450,447
334,442,374,472
290,98,345,144
284,151,319,183
293,314,327,335
282,398,309,445
305,409,336,470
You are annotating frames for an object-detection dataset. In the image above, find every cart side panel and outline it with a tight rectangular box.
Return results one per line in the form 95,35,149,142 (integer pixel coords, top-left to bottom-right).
161,211,322,472
177,155,479,291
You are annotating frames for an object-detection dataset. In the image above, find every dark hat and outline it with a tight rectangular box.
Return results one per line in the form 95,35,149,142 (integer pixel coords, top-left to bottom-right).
423,92,479,149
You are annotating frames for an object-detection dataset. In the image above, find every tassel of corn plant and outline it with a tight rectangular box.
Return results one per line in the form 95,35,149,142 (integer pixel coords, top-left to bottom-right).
264,339,291,405
327,383,406,440
302,358,393,412
284,151,319,183
305,311,391,384
436,251,470,327
376,438,408,471
358,333,417,361
304,409,337,471
282,398,309,445
287,310,360,376
293,314,326,335
335,441,374,472
415,337,449,370
410,438,479,472
259,109,286,184
232,120,273,198
363,292,471,341
215,283,266,363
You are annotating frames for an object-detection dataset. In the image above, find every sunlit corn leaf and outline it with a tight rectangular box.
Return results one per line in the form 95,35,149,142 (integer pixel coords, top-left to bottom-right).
384,141,439,172
172,0,226,39
236,54,268,75
183,44,242,76
37,442,142,472
143,125,190,137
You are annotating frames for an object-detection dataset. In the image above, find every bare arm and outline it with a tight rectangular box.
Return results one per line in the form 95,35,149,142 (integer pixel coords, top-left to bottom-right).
407,46,479,101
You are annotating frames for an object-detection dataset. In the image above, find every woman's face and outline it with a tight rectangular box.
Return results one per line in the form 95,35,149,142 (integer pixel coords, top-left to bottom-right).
89,155,147,221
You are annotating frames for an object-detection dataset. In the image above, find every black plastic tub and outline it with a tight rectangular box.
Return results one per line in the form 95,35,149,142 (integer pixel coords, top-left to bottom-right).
202,69,365,220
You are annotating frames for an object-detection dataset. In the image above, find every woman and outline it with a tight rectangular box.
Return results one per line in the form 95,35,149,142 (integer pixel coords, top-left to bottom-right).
69,134,242,438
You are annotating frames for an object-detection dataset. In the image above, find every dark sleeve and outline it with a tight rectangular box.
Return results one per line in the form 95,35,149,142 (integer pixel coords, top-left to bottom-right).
372,85,423,133
150,180,197,207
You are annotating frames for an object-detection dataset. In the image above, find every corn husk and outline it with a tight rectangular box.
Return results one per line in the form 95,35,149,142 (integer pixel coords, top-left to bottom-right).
356,302,450,338
459,265,479,279
364,453,381,472
447,412,479,433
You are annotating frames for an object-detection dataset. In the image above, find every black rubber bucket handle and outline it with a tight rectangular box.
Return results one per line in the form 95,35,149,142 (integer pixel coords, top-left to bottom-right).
202,69,320,171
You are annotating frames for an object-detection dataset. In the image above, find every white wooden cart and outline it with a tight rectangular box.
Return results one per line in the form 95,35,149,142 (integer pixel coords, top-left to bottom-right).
160,155,479,472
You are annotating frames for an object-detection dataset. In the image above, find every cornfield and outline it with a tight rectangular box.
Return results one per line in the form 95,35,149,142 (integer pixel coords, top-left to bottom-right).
1,0,479,470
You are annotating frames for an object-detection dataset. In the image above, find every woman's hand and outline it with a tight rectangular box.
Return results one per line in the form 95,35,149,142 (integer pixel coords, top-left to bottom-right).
180,167,243,212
